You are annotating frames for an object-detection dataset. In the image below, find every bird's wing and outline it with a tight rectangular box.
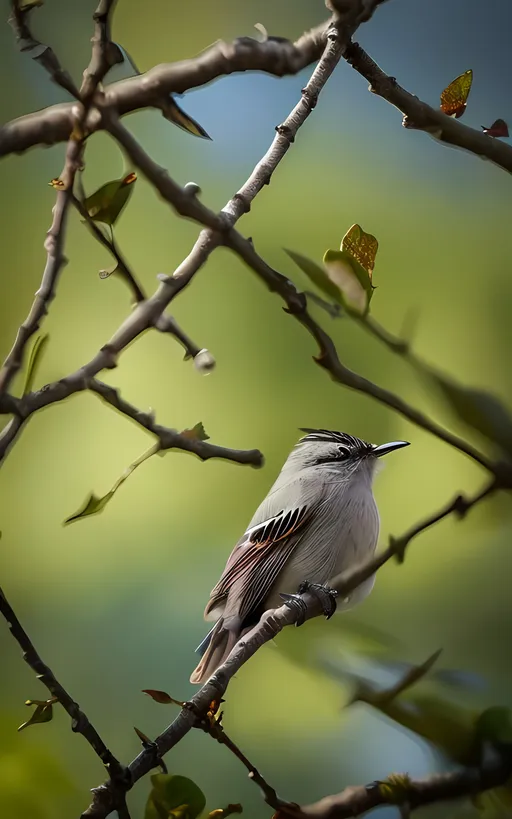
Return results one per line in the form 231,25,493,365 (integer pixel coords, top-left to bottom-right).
204,504,312,624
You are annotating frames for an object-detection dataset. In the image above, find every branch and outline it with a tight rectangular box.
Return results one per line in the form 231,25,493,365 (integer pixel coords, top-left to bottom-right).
88,378,263,465
0,373,263,467
0,21,329,158
100,43,499,476
80,471,498,818
0,0,118,398
72,194,209,361
0,584,129,781
8,0,80,98
344,41,512,175
294,756,512,819
201,715,287,811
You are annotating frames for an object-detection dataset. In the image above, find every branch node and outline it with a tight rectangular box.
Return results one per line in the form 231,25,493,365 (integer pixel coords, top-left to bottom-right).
275,124,295,143
231,192,251,214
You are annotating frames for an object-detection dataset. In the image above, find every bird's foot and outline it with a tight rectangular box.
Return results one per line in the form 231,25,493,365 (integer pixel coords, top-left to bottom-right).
280,581,338,626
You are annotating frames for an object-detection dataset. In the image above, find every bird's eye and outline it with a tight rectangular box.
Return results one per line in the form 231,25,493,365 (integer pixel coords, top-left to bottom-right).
337,446,350,458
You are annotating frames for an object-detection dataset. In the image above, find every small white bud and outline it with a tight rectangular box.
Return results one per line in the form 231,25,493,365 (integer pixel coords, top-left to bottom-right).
193,348,216,375
184,182,201,196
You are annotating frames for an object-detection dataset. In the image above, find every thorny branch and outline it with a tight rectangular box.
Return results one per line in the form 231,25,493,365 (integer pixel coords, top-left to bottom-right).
1,1,512,819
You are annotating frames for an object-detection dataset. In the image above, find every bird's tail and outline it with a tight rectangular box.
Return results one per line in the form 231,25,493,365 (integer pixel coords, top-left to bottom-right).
189,619,239,684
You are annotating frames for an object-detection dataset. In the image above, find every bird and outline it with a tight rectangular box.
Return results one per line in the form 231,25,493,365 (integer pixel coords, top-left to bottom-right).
190,428,409,684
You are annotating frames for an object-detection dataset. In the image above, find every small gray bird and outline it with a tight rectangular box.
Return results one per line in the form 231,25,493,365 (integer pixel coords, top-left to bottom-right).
190,429,409,684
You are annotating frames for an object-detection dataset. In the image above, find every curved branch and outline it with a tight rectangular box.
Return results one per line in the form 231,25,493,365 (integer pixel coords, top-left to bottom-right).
344,41,512,175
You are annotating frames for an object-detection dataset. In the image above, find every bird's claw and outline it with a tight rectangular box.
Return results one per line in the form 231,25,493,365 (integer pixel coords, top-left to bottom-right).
279,591,308,626
298,581,338,619
280,582,338,625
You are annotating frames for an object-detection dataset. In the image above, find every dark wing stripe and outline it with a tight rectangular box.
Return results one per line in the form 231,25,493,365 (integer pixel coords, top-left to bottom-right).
204,506,310,616
238,536,300,622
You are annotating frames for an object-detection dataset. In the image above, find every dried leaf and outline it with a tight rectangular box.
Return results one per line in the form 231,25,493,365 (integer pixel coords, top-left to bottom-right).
284,248,342,303
161,98,211,140
341,223,378,277
179,422,209,442
64,444,158,525
145,774,206,819
134,726,153,745
142,690,185,706
481,119,509,138
83,173,137,227
18,699,55,732
22,333,49,396
440,70,472,118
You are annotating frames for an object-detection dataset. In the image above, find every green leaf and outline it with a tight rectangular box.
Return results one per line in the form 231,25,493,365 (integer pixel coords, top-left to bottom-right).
323,249,373,316
64,443,158,525
22,333,49,395
475,707,512,745
431,373,512,458
161,98,211,140
284,248,342,303
19,0,44,9
179,422,209,442
83,172,137,227
18,699,54,732
63,491,114,525
145,774,206,819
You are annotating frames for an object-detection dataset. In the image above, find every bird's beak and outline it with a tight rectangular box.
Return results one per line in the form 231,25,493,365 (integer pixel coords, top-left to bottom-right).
373,440,410,457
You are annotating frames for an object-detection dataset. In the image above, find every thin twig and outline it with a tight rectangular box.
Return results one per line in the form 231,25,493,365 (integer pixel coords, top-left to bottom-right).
0,0,118,398
9,0,81,98
88,378,263,465
344,41,512,175
203,717,287,811
0,585,126,777
72,194,204,359
0,375,263,466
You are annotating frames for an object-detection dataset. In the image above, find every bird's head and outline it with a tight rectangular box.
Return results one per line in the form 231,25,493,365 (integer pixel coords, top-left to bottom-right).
284,428,410,479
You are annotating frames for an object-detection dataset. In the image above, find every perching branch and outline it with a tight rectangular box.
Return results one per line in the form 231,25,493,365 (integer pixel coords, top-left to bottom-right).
81,470,499,818
344,41,512,175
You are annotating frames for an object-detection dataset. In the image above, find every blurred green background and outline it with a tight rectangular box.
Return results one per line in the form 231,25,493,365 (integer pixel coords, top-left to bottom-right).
1,0,512,817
